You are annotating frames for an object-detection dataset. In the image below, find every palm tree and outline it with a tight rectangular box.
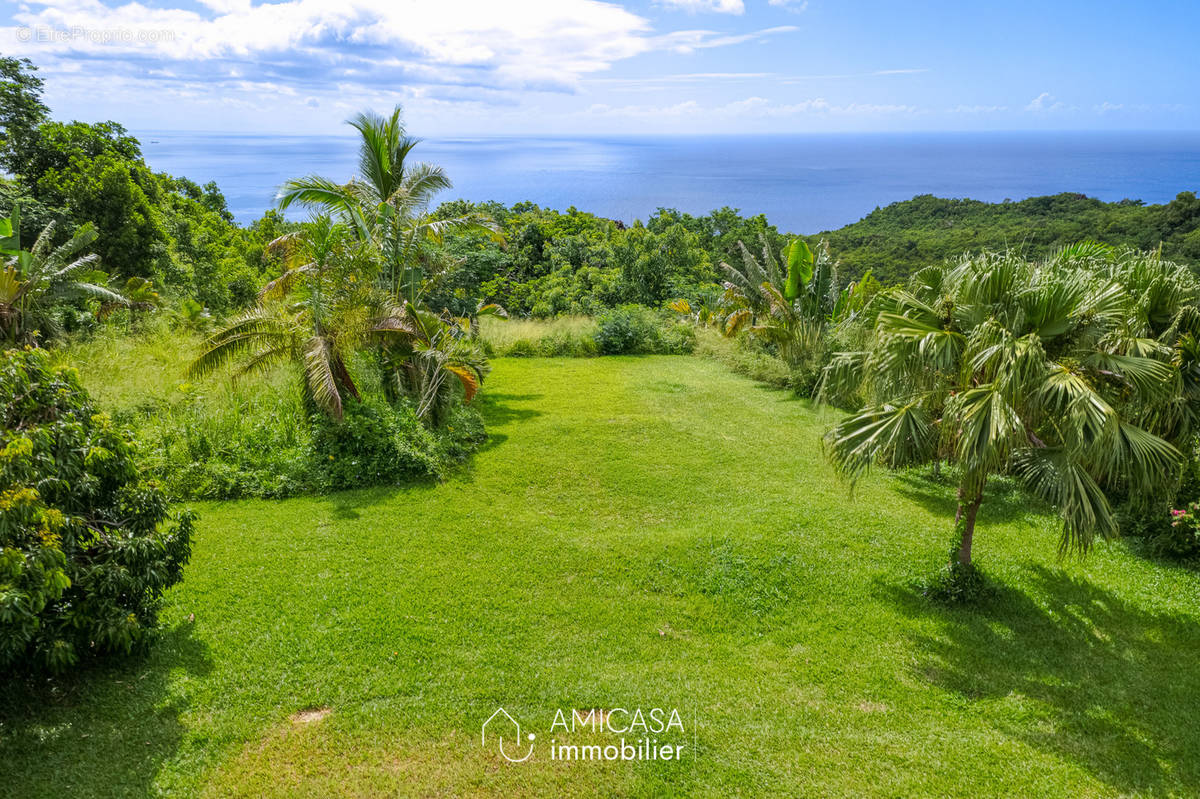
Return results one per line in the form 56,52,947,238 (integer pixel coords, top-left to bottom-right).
0,206,122,344
378,303,491,425
821,245,1191,570
276,106,499,304
275,107,502,420
189,216,372,420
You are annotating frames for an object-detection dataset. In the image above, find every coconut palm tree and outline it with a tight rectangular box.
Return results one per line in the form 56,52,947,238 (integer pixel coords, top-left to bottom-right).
276,106,500,305
821,245,1192,571
274,107,502,421
0,206,123,344
188,216,374,420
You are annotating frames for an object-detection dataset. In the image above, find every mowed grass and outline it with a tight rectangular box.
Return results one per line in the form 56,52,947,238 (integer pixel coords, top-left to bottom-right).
3,356,1200,797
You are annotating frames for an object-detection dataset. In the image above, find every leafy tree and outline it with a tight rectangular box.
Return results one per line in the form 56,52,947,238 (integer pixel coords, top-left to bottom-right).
54,152,169,279
821,245,1194,575
0,348,194,671
0,55,49,175
614,222,711,307
648,206,785,270
20,120,143,194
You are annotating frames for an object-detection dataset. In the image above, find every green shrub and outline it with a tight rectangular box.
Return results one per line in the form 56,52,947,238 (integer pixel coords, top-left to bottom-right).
0,348,194,672
916,561,992,604
658,320,697,355
309,396,442,491
595,305,659,354
1156,504,1200,559
594,305,693,356
435,404,488,464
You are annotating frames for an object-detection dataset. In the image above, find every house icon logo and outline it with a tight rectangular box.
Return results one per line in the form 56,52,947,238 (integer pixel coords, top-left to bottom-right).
482,707,536,762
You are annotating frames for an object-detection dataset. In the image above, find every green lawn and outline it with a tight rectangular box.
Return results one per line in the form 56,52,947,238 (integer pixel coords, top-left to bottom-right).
3,356,1200,797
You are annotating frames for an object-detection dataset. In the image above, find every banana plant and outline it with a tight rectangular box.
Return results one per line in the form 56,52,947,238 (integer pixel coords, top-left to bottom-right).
719,234,843,366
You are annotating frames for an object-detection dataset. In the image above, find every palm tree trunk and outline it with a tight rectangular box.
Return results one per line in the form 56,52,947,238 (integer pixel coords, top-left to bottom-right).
953,487,984,566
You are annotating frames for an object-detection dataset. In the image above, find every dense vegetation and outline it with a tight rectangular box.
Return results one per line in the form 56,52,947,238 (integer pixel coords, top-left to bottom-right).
819,192,1200,285
0,348,193,672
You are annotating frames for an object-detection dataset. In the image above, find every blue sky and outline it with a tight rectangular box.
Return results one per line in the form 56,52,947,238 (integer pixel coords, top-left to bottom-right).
2,0,1196,134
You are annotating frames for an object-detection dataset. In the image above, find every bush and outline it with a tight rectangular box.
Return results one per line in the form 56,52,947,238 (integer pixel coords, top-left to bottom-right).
0,348,194,672
435,403,488,465
917,561,991,604
309,396,443,491
595,305,659,355
1159,504,1200,559
594,305,694,355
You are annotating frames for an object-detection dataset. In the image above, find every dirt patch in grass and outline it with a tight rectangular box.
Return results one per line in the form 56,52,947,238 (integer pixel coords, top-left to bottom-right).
289,707,332,725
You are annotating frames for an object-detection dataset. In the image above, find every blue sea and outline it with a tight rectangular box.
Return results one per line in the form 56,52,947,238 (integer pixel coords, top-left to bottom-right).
136,132,1200,234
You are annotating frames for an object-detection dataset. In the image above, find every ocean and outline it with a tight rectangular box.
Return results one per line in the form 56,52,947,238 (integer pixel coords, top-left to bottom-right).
136,131,1200,234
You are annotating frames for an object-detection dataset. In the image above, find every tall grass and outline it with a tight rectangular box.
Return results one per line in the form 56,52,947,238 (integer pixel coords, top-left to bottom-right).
479,315,599,357
56,319,313,497
54,318,478,499
692,327,792,388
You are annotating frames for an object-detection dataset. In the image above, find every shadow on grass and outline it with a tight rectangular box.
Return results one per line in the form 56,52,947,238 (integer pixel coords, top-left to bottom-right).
0,622,212,799
891,470,1048,526
889,567,1200,795
473,392,544,458
476,392,544,427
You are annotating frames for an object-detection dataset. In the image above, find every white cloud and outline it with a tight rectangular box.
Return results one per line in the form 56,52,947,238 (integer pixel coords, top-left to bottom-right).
1095,101,1124,113
586,100,703,117
4,0,656,93
2,0,804,121
768,0,808,9
779,68,927,83
656,0,745,13
658,25,799,54
586,71,775,91
1025,91,1066,112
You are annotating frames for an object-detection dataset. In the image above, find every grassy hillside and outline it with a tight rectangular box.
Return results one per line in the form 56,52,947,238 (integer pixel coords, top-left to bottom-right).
3,357,1199,797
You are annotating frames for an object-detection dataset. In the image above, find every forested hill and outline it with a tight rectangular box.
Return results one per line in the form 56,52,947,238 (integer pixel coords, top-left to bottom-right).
816,191,1200,285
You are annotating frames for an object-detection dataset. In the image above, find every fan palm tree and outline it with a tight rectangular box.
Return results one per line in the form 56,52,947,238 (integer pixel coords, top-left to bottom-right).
821,245,1191,569
0,206,123,344
276,106,500,304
